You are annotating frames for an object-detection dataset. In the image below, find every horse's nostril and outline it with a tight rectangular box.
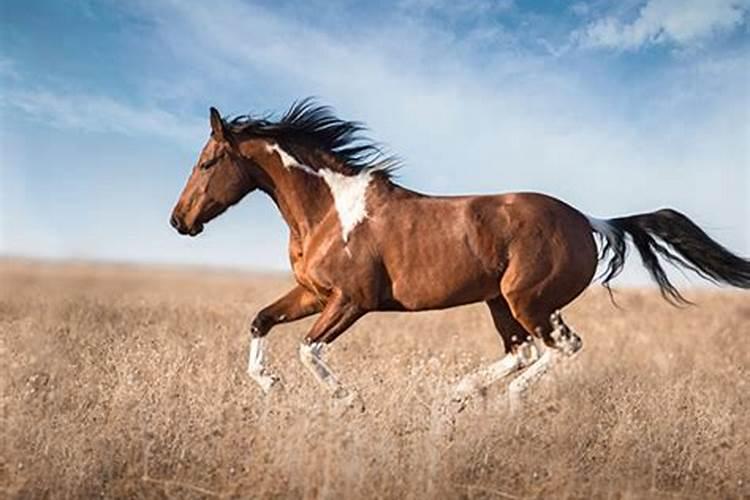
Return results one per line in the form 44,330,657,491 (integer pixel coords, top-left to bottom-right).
170,214,182,230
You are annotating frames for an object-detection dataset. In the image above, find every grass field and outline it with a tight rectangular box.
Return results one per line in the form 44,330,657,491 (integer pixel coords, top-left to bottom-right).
1,259,748,499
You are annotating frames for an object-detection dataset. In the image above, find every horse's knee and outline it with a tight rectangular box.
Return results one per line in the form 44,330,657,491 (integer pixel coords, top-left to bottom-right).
250,311,274,337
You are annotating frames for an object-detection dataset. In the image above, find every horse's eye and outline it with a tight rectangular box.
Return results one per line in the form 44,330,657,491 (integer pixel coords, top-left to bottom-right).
200,156,221,170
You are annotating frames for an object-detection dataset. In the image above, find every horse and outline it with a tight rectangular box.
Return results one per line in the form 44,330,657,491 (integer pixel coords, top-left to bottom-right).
170,99,750,407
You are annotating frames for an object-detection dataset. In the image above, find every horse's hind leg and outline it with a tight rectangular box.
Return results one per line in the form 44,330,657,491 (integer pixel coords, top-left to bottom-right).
453,296,539,401
487,295,531,354
498,210,594,409
506,309,583,411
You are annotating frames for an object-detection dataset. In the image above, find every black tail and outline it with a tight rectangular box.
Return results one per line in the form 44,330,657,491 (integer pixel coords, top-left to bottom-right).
592,208,750,304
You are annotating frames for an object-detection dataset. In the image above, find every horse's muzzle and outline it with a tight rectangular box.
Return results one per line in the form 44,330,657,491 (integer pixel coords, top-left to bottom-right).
188,222,204,236
170,213,187,234
170,211,204,236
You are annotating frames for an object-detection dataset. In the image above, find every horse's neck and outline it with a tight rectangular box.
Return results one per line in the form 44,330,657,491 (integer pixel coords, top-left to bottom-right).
269,172,331,239
243,140,398,242
251,153,334,240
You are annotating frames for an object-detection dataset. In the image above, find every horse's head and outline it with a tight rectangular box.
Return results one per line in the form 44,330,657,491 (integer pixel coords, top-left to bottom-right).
170,107,259,236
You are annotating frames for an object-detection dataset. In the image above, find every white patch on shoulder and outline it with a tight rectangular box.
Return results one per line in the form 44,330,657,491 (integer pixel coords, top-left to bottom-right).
265,142,372,243
317,169,372,243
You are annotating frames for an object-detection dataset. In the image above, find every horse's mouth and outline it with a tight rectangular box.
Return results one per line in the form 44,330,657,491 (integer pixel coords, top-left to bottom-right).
188,223,204,236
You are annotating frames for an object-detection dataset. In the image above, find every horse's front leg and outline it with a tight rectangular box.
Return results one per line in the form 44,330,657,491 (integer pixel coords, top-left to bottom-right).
298,291,365,405
248,285,322,392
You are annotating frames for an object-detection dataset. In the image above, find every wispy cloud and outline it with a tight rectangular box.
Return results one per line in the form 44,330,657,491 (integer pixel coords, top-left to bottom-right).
575,0,750,50
2,86,204,148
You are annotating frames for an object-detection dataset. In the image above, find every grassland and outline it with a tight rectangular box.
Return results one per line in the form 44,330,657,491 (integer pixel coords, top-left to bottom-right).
1,259,748,499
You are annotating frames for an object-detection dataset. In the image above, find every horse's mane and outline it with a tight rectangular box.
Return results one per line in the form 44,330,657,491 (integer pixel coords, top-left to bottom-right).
225,98,399,177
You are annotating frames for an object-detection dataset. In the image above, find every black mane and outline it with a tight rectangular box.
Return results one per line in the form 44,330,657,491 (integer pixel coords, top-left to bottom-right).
225,98,399,177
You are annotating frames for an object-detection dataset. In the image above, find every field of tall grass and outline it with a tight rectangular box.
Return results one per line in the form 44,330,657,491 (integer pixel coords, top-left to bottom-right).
2,259,748,498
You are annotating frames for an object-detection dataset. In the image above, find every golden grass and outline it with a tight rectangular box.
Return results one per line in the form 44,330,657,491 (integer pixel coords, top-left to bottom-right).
1,259,748,499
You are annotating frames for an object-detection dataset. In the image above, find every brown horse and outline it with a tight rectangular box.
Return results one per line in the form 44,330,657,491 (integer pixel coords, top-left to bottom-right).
171,100,750,406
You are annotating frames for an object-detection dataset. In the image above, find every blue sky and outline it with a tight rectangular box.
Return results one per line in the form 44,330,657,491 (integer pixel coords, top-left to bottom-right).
1,0,748,282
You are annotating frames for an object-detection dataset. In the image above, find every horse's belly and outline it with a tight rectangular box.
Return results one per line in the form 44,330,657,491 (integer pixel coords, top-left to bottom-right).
389,259,498,310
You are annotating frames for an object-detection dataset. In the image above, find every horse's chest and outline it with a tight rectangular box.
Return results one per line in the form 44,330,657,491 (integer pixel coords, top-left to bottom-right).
291,231,380,304
289,239,317,291
290,233,342,295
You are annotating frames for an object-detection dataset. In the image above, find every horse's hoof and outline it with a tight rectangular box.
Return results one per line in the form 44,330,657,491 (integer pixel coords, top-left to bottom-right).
452,379,477,401
331,387,365,414
248,370,281,394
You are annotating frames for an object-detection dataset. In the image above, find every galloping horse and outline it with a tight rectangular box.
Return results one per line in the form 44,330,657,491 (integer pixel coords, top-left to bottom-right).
171,100,750,406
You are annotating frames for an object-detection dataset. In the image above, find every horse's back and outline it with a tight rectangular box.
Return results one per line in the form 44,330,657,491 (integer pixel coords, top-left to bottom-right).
369,189,596,311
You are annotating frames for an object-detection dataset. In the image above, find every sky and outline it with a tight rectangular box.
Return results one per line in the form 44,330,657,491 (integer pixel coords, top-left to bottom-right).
1,0,749,283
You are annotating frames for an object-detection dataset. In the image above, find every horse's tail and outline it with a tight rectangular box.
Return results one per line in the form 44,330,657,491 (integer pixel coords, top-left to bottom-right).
587,208,750,304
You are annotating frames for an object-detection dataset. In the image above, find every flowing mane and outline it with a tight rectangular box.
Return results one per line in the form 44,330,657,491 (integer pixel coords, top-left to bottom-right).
225,98,400,177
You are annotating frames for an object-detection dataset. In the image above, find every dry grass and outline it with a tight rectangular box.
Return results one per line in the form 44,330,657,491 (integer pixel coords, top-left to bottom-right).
1,259,748,499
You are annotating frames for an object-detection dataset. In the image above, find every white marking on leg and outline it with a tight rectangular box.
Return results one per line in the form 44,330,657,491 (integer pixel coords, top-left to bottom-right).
247,337,278,393
454,352,520,399
299,343,341,393
299,343,364,410
517,337,542,366
549,310,583,356
264,143,372,243
508,349,556,411
453,339,541,400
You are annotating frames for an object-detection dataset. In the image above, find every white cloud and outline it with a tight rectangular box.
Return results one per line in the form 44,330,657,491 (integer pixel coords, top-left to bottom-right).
577,0,750,50
2,87,204,148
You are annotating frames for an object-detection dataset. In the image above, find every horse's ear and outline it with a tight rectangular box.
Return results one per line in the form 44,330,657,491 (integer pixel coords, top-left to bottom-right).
209,107,227,142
